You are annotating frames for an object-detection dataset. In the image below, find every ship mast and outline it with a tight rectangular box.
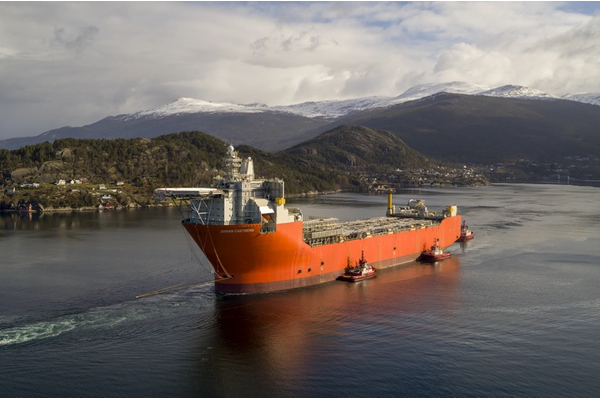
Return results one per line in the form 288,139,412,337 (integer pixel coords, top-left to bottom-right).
222,145,243,180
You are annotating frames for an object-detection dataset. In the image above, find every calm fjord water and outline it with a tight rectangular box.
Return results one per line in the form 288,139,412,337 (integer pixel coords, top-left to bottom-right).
1,184,599,397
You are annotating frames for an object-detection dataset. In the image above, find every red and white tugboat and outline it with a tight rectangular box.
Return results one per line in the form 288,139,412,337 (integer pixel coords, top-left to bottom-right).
419,239,451,262
456,220,474,242
339,251,377,282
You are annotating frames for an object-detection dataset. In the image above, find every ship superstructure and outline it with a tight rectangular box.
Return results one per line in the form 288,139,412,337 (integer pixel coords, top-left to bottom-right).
157,145,301,230
156,146,462,294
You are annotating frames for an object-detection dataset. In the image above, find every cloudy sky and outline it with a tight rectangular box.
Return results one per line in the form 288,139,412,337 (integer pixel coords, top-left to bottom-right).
1,1,599,139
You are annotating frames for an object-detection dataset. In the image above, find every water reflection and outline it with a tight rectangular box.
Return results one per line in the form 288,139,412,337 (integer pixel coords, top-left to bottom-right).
0,207,184,234
458,240,473,253
194,256,461,397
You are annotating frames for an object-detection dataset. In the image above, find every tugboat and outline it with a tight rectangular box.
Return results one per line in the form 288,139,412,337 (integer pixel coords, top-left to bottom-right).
456,220,474,242
339,251,377,282
418,239,451,262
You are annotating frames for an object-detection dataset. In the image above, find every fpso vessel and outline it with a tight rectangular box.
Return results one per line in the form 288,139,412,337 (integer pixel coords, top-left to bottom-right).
156,146,462,294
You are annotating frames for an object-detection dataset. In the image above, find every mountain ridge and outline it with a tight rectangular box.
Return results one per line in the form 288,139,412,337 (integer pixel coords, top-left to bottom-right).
106,82,600,120
2,82,600,168
3,81,600,151
332,92,600,163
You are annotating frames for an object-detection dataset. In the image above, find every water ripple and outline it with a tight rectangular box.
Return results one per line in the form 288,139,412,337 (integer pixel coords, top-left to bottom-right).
0,284,214,347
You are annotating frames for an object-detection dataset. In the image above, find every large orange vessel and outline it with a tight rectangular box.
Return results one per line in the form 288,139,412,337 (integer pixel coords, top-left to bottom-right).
156,146,462,294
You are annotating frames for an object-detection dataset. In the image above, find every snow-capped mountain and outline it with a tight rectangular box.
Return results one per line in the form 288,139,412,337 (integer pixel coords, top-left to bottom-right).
129,98,269,120
561,93,600,106
130,81,495,120
127,95,397,120
128,82,598,122
269,96,393,118
478,85,556,100
2,81,599,152
268,82,492,118
392,81,491,103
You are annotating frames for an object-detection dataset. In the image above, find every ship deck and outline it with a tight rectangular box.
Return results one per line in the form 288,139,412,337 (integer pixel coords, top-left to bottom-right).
303,215,440,247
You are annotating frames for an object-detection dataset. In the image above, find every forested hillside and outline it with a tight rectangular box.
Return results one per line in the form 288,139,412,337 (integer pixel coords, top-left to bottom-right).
284,125,433,171
0,131,357,210
1,128,487,211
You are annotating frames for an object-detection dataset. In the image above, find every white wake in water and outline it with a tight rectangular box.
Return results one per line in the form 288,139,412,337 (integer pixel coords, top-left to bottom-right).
0,320,77,345
0,285,213,346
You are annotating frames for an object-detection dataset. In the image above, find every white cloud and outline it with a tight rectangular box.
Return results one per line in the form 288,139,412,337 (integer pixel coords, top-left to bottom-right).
432,43,513,86
0,1,599,139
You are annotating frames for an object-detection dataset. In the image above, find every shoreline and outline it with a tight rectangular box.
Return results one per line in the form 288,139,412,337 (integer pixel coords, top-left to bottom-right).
3,180,598,214
0,204,147,214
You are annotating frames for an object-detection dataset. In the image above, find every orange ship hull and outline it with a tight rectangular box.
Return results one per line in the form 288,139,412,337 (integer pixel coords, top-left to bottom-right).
183,215,461,294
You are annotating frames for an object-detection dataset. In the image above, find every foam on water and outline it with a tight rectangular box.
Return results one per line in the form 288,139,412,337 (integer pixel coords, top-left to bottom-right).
0,320,77,345
0,284,213,346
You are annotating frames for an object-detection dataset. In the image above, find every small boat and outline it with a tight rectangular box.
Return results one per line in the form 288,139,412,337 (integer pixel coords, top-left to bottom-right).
339,251,376,282
419,239,451,262
456,220,474,242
